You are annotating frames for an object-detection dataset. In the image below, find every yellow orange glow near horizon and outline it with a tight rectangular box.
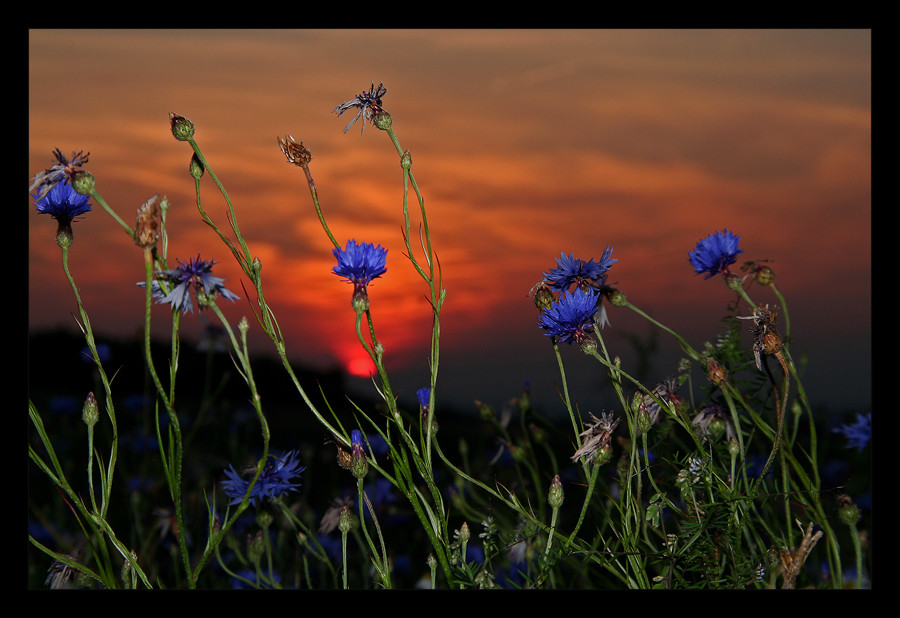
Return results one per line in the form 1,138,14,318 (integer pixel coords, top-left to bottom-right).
28,29,871,411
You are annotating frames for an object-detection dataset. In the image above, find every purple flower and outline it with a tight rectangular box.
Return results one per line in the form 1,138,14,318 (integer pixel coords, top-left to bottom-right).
137,254,239,314
833,413,871,451
222,450,305,507
32,181,92,235
543,248,616,291
333,82,387,134
417,387,431,409
538,286,601,346
689,229,743,279
333,239,388,287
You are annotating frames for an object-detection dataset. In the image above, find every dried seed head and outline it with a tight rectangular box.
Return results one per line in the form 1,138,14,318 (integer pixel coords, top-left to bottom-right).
134,195,161,250
277,134,312,166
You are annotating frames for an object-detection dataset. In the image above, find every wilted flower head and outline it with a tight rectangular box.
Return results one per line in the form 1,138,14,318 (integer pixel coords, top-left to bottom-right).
691,403,736,442
277,134,312,167
543,248,617,291
32,181,93,246
538,286,600,347
571,412,620,464
30,148,90,201
333,82,387,134
44,555,79,589
833,412,871,451
689,229,743,279
137,254,240,314
222,450,305,507
636,378,680,430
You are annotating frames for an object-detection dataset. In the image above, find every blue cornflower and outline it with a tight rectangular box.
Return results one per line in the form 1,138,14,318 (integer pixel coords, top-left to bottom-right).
333,239,388,288
333,82,387,134
137,254,239,314
333,239,388,312
833,412,871,451
32,181,92,246
543,248,617,291
538,286,601,346
221,450,305,507
688,229,743,279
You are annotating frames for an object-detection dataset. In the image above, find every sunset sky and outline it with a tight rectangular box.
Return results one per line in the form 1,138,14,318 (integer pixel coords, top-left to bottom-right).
28,29,871,417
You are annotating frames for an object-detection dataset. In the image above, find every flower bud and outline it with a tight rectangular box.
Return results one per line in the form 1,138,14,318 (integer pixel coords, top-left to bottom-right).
529,282,554,313
247,530,264,565
350,430,368,480
400,150,412,170
754,264,775,286
593,444,613,466
72,171,95,195
189,153,205,179
256,509,273,530
338,505,352,534
475,400,495,421
169,113,194,141
548,474,564,510
724,271,743,291
837,495,860,526
728,437,740,458
458,521,471,544
373,110,392,130
609,289,627,307
82,392,99,427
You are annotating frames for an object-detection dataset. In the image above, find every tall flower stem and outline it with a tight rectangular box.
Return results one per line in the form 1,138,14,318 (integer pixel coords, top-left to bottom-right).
61,245,119,519
140,256,191,583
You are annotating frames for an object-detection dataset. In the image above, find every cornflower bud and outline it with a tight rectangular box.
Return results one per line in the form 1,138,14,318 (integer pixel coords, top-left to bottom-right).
458,521,471,544
189,153,205,179
71,171,95,196
338,505,352,534
256,509,273,530
475,400,495,421
400,150,412,170
529,281,555,312
724,271,743,291
169,113,194,141
350,430,368,480
837,495,861,526
373,110,392,130
608,289,627,307
593,444,613,466
548,474,564,510
82,392,99,427
755,264,775,286
247,530,264,565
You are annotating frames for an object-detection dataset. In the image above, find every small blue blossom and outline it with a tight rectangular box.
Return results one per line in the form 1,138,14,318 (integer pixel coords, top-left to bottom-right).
543,248,616,291
333,82,387,134
32,181,92,229
417,387,431,409
137,254,239,314
333,239,388,289
221,450,305,507
689,229,743,278
833,412,871,451
538,287,601,345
